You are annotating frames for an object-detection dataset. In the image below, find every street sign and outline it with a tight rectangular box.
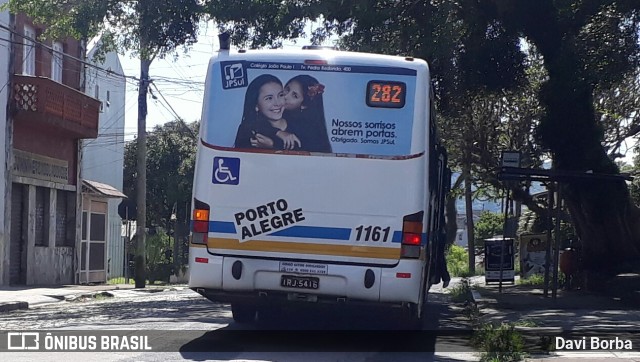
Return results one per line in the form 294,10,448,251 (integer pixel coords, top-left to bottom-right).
501,151,521,168
484,237,515,284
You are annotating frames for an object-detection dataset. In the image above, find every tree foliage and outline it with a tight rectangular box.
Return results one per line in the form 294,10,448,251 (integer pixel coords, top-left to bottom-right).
475,211,504,243
205,0,640,277
630,153,640,206
5,0,203,60
123,120,199,229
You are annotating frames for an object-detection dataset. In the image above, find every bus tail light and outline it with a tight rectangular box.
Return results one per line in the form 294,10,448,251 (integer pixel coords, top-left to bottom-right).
403,233,422,245
304,59,328,65
401,212,424,259
191,198,210,245
193,209,209,233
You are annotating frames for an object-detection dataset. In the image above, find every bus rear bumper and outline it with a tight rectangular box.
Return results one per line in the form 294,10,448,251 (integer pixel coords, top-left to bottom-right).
191,287,413,310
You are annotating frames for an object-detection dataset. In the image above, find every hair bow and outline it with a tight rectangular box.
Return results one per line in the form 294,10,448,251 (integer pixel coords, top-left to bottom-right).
307,83,325,98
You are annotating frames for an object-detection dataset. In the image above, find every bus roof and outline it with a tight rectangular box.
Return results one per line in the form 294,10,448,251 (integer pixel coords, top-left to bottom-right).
210,48,429,71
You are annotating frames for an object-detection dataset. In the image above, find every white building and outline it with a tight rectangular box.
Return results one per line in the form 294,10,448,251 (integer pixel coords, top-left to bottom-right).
454,211,482,248
81,39,126,283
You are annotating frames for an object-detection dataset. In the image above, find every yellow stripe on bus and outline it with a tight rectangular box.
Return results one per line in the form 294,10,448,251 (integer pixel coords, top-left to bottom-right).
205,237,401,259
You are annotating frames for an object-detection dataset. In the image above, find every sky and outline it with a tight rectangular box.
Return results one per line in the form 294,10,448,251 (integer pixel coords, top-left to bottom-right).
119,21,323,141
119,22,218,140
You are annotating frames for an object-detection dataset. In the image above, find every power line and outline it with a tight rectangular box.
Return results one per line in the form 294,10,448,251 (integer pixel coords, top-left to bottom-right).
0,23,137,82
150,82,197,140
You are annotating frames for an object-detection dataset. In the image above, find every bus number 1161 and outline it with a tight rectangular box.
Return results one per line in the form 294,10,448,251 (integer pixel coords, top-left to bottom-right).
355,225,391,242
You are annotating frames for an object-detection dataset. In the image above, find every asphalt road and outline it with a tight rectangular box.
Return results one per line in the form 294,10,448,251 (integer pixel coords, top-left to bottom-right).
0,285,478,361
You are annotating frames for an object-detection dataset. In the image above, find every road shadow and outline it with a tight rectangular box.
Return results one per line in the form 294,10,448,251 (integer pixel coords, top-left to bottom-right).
179,291,477,360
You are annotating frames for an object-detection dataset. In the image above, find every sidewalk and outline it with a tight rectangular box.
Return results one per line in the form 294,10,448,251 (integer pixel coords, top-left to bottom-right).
0,283,185,312
3,276,640,361
466,274,640,361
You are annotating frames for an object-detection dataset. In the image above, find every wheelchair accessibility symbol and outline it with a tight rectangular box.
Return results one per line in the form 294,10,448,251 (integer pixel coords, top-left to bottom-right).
213,157,240,185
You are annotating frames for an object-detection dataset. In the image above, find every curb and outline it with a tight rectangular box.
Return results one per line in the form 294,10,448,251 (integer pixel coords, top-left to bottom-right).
470,289,483,303
0,301,29,312
0,285,188,313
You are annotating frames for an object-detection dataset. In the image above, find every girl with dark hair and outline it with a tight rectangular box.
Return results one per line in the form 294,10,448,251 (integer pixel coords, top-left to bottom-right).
234,74,302,150
281,75,332,153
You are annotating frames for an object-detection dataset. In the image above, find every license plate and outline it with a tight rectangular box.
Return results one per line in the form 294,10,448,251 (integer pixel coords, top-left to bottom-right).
280,275,319,290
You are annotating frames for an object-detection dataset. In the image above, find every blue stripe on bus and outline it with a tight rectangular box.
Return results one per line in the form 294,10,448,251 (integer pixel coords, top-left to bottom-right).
270,226,352,240
207,221,351,240
210,221,236,233
207,221,427,245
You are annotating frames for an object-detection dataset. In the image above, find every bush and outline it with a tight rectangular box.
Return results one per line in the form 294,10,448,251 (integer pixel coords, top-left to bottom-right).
447,245,469,277
459,265,485,278
146,231,173,284
472,322,527,362
448,278,472,303
518,273,565,288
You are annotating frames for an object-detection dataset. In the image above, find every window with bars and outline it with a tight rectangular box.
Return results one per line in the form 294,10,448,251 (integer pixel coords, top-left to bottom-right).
55,190,76,247
35,187,49,247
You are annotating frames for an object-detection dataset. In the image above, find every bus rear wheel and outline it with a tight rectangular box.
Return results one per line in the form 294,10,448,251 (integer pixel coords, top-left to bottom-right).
398,303,423,330
231,303,257,323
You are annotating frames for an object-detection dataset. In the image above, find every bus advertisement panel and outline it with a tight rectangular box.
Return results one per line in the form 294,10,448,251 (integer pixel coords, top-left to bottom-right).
203,60,417,157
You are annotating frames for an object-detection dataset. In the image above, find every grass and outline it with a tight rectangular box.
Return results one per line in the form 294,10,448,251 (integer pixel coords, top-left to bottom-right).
448,278,472,303
472,322,528,362
459,265,486,278
517,273,565,287
107,277,134,285
517,274,545,286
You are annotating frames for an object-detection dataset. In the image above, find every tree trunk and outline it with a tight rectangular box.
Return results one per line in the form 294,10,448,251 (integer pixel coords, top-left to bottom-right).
562,179,640,276
535,39,640,279
445,195,458,247
487,0,640,286
463,163,475,274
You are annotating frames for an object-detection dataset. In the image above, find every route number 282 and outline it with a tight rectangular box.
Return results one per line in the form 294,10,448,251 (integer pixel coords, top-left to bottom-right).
355,225,391,242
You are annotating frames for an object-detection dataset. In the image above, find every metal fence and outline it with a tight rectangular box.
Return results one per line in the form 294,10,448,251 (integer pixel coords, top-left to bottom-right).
107,220,134,284
107,221,189,285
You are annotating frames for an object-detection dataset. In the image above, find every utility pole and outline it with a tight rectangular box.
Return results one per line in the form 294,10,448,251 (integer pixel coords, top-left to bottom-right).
135,59,151,288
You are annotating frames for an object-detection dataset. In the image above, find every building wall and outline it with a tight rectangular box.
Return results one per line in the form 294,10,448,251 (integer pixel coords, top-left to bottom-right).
0,2,10,285
4,13,90,285
33,245,74,284
14,14,82,89
13,123,78,184
83,42,126,280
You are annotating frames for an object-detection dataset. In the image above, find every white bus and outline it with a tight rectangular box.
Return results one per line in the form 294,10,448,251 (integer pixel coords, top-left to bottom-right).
189,44,450,327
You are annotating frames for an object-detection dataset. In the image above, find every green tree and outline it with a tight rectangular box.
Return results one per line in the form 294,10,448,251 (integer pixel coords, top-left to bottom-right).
475,211,504,243
205,0,640,279
484,1,640,277
123,120,198,231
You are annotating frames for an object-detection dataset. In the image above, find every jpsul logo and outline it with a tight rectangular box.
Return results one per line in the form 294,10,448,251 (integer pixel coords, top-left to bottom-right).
221,61,247,89
7,332,40,350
